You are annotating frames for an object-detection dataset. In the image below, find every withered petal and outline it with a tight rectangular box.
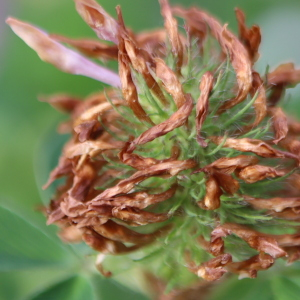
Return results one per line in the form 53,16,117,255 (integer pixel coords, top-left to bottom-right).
235,8,261,63
128,94,193,152
198,174,222,210
6,18,121,87
92,160,195,200
50,34,118,60
74,0,119,44
268,107,288,144
159,0,183,73
211,223,287,258
196,72,214,146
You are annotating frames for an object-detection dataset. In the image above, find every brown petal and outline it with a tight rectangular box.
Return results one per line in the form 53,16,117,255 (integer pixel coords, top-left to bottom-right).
91,160,196,200
227,253,273,279
211,223,287,258
74,0,119,44
93,220,167,245
268,63,300,86
241,72,267,132
118,50,154,125
214,171,239,195
128,94,193,152
237,165,286,183
39,94,82,113
198,174,222,210
58,226,83,243
112,207,169,226
196,72,214,146
50,34,118,60
82,229,141,254
159,0,183,73
69,161,96,202
6,18,121,87
64,139,124,158
43,157,73,189
235,8,261,63
280,138,300,158
196,254,232,281
116,7,168,106
155,58,185,109
173,7,252,111
244,196,300,212
269,107,288,144
203,155,258,173
90,184,177,210
210,136,299,161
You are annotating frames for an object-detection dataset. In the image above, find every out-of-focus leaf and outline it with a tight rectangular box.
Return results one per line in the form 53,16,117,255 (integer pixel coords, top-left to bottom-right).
29,275,93,300
271,276,300,300
0,268,71,300
91,275,149,300
0,205,74,271
209,277,273,300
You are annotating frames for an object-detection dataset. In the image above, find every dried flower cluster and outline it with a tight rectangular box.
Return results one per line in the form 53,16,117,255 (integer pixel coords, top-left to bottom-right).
7,0,300,291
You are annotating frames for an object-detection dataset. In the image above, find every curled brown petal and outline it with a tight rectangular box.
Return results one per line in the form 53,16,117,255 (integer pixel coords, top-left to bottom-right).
210,223,287,258
269,107,288,144
210,136,299,161
227,253,273,279
196,72,214,146
173,7,252,112
58,226,83,243
241,72,267,132
159,0,183,72
39,94,82,113
268,63,300,86
74,0,119,44
112,207,169,226
244,196,300,213
82,229,141,254
118,48,154,125
280,138,300,158
196,254,232,281
202,155,258,174
92,220,168,245
237,165,286,184
198,174,222,210
50,34,118,60
128,94,193,152
155,58,185,109
69,161,96,202
64,139,124,158
6,18,121,87
116,6,168,106
213,171,239,195
43,157,73,189
235,8,261,63
92,160,196,201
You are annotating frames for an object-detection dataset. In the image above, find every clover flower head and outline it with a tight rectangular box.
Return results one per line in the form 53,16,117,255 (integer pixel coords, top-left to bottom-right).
7,0,300,293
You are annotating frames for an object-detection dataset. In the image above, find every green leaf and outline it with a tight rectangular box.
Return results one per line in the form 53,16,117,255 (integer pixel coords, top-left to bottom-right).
271,276,300,300
209,277,273,300
0,205,74,271
91,275,149,300
29,275,93,300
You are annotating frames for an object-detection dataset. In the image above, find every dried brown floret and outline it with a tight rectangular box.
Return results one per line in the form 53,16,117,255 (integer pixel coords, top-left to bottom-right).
74,0,119,44
237,165,286,183
196,254,232,281
196,72,214,146
235,8,261,63
210,223,287,258
128,94,193,152
160,0,184,73
269,107,288,144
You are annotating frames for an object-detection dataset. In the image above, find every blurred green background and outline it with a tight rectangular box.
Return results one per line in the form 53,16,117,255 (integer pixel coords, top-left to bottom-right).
1,0,300,299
